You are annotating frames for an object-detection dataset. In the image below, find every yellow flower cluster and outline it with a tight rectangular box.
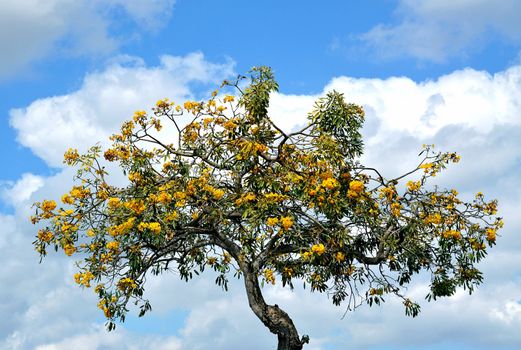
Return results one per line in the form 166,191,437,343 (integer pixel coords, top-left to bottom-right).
266,217,279,226
311,243,325,256
280,216,294,230
133,110,147,123
235,192,256,206
164,211,179,222
37,229,54,243
63,148,79,165
74,271,95,287
124,199,146,214
263,269,276,285
379,186,395,202
41,199,57,212
117,277,137,292
138,222,161,234
347,180,364,198
108,217,135,236
423,213,442,225
70,186,90,199
390,202,402,216
485,228,496,242
406,180,421,192
442,230,462,240
106,241,120,251
223,95,235,103
322,177,339,190
335,252,345,262
63,244,76,256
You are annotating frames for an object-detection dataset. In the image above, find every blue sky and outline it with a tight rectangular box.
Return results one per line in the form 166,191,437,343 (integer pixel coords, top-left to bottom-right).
1,1,521,349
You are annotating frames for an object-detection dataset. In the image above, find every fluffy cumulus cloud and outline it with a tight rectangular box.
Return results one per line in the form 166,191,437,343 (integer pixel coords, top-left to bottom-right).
359,0,521,62
3,54,521,349
0,0,176,78
10,52,235,168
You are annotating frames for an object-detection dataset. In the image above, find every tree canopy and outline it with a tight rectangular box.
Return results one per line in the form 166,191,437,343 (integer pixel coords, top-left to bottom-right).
32,67,502,350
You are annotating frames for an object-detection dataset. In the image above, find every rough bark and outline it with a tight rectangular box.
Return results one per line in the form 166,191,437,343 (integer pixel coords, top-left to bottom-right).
239,261,307,350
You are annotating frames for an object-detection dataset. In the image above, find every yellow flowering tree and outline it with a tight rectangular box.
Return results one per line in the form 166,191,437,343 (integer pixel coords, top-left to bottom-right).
32,67,502,350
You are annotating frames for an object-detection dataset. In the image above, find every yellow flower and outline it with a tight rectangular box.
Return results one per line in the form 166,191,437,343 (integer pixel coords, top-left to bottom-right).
424,213,442,225
263,269,276,285
335,252,345,262
406,180,421,192
212,189,225,200
117,277,137,292
223,95,235,103
124,199,146,214
266,217,279,226
390,202,402,216
442,230,462,240
349,180,364,193
322,177,339,190
70,186,90,199
106,241,120,251
41,200,57,212
311,243,325,256
165,211,179,222
37,229,54,243
63,244,76,256
485,228,496,242
107,197,121,209
280,216,294,230
63,148,79,165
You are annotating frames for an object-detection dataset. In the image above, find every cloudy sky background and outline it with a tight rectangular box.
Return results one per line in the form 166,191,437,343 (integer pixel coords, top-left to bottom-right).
1,1,521,349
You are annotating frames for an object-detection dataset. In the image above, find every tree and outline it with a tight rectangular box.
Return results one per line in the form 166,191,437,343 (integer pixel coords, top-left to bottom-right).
32,67,502,350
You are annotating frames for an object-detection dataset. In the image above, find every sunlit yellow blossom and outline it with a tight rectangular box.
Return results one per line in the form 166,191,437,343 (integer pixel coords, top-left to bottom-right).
335,252,345,262
406,180,421,192
63,244,76,256
212,189,225,200
263,269,275,285
322,177,339,190
106,241,120,251
266,217,279,226
108,217,135,236
138,222,161,234
442,230,462,240
157,191,172,203
63,148,79,165
390,202,402,216
280,216,293,230
424,213,442,225
38,229,53,243
87,229,95,237
124,199,146,215
485,228,496,242
223,95,235,103
74,271,95,287
117,277,137,292
311,243,325,256
41,200,57,212
107,197,121,209
349,180,364,193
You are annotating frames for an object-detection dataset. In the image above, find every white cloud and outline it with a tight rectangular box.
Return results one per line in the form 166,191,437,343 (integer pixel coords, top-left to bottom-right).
359,0,521,62
1,173,44,208
4,56,521,349
0,0,176,79
9,52,235,168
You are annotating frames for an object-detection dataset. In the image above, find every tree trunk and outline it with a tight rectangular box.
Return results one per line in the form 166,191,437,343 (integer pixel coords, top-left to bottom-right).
240,262,307,350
